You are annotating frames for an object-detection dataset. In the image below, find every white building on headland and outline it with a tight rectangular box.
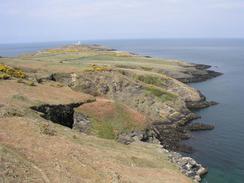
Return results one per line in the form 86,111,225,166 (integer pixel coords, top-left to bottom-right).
74,41,81,45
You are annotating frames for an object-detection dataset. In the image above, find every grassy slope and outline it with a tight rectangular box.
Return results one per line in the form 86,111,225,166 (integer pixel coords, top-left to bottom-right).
0,117,192,183
0,45,201,78
0,45,200,182
76,98,149,139
0,80,192,183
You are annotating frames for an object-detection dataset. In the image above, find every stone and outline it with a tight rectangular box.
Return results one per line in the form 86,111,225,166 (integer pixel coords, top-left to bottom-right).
194,175,201,182
73,112,91,132
188,123,214,131
186,163,193,170
197,167,208,176
117,133,134,145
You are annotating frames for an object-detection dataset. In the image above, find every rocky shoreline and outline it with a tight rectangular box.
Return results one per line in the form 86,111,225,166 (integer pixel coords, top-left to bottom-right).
0,44,223,183
166,149,208,182
178,64,223,83
160,66,220,182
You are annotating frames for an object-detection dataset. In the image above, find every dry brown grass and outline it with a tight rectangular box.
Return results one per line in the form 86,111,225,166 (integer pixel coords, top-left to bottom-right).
0,45,198,183
0,117,192,183
0,80,94,107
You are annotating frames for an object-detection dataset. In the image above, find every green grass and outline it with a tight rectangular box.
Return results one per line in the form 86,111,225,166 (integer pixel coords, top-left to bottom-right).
88,103,142,140
136,75,162,85
12,94,29,101
91,119,116,139
145,86,176,102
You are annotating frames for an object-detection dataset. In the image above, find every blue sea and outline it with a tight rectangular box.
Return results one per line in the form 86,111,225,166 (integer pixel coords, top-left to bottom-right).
1,39,244,183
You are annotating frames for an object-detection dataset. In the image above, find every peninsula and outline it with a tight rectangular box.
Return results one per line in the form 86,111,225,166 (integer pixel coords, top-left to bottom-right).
0,45,221,183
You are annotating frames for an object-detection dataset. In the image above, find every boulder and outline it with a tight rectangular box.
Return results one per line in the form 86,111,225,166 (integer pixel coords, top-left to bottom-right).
197,167,208,176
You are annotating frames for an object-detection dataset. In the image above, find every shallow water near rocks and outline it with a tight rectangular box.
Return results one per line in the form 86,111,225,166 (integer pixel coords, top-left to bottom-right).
1,38,244,183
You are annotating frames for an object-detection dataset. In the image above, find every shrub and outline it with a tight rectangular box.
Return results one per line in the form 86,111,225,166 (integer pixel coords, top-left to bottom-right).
136,75,162,85
145,86,176,102
0,64,27,79
17,79,36,86
0,73,10,80
84,64,112,72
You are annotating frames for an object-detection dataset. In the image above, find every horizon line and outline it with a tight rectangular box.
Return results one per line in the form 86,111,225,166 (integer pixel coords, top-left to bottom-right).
1,37,244,45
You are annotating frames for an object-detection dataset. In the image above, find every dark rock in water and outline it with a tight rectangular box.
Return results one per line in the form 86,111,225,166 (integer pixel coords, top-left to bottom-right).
188,123,214,131
186,100,218,110
194,64,212,70
177,144,194,153
178,70,223,83
177,63,223,83
151,123,191,151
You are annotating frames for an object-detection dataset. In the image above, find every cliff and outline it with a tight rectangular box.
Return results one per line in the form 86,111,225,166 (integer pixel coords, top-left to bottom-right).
0,44,221,182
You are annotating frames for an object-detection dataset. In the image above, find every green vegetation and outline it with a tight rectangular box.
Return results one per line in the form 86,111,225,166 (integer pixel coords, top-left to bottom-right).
0,73,10,80
0,64,26,79
17,79,36,86
12,95,29,101
145,86,176,102
141,66,153,71
46,48,80,54
84,64,112,72
91,120,116,139
88,103,142,140
115,64,137,69
136,75,163,85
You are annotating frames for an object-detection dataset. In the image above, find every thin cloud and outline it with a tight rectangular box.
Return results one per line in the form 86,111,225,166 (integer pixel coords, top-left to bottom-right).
0,0,244,43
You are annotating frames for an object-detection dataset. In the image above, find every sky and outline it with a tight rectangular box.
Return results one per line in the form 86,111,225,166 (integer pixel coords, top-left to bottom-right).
0,0,244,43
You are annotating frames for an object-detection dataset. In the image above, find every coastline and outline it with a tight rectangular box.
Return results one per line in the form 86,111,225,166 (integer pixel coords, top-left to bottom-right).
159,64,221,182
0,44,222,183
146,64,221,182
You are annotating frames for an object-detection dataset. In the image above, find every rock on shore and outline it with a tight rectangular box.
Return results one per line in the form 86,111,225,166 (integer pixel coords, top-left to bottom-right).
188,123,215,131
165,150,208,182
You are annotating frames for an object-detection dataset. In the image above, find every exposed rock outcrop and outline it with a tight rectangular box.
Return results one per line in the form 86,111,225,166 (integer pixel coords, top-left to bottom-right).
188,123,215,131
176,64,223,83
186,100,218,109
73,112,91,132
166,150,208,182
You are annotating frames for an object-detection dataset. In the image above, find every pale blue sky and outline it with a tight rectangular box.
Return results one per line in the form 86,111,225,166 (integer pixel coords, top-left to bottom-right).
0,0,244,43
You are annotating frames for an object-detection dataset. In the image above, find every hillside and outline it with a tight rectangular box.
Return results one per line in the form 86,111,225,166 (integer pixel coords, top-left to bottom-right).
0,45,221,182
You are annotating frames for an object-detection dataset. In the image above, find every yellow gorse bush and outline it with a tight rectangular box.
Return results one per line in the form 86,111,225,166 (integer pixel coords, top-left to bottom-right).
0,64,27,79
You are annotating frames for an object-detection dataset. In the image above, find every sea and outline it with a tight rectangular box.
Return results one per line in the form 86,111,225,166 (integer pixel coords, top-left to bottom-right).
1,38,244,183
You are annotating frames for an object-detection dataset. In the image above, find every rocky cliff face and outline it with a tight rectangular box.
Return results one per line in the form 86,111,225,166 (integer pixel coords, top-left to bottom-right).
52,71,200,125
50,68,215,153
